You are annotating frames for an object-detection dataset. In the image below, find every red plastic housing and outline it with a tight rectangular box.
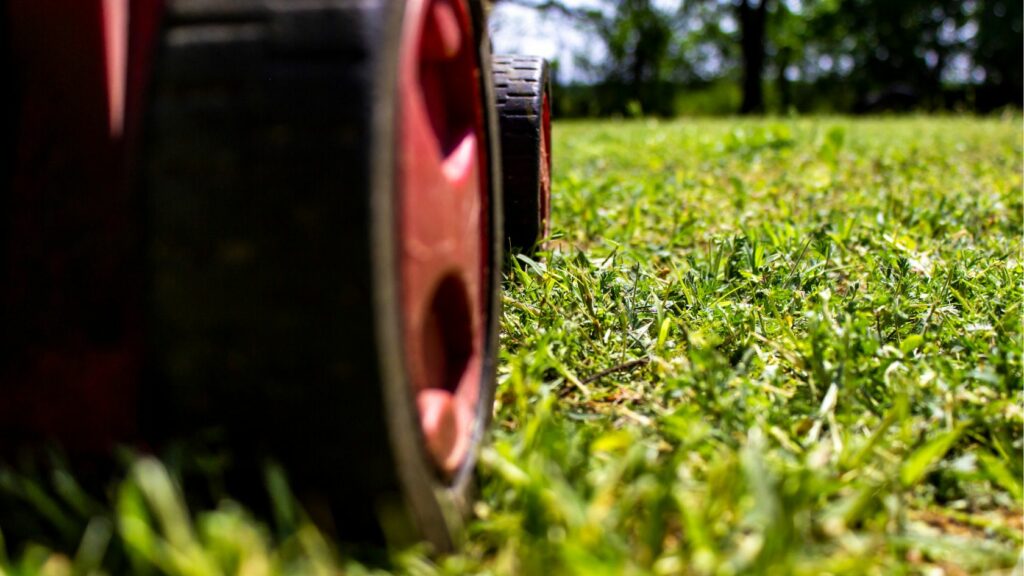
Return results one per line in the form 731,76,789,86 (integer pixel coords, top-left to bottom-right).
2,0,161,452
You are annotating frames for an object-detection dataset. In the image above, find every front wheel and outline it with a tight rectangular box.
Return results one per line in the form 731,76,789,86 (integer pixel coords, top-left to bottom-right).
142,0,502,549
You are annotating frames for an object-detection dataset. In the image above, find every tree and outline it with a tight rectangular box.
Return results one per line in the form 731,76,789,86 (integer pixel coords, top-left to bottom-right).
594,0,676,114
799,0,994,111
506,0,677,115
500,0,1021,115
974,0,1023,110
737,0,769,113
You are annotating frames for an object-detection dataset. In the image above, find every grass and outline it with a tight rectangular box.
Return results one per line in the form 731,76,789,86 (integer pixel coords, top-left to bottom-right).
2,116,1021,575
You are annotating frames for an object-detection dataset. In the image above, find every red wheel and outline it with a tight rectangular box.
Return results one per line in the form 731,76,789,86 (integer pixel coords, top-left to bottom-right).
399,0,491,477
540,89,552,239
139,0,502,549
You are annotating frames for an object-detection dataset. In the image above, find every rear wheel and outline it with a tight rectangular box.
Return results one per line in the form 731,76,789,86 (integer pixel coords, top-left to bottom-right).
493,55,551,254
142,0,502,549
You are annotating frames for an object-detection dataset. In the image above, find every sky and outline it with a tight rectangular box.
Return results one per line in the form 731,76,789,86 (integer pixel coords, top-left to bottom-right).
487,0,695,83
488,1,604,83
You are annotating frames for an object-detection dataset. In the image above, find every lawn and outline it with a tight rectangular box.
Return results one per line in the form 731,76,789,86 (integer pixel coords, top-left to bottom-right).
2,117,1022,575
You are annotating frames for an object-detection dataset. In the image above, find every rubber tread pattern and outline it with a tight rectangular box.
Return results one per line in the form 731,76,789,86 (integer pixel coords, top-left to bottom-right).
492,55,549,253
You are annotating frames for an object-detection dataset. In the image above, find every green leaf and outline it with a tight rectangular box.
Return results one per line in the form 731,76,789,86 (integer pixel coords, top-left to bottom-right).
979,452,1024,503
656,317,672,351
899,334,923,355
591,430,634,454
900,425,967,487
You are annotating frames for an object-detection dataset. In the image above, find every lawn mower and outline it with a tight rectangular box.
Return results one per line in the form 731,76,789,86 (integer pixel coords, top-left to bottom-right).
1,0,551,551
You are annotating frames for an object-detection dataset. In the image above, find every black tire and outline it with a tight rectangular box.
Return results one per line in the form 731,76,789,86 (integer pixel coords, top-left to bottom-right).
492,55,551,254
141,0,502,550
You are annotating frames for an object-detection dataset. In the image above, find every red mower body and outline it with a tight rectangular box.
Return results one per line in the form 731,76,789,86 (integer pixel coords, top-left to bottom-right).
1,0,550,547
2,0,160,453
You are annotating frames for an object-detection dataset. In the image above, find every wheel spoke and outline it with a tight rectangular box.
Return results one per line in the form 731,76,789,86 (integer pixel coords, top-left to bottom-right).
102,0,130,136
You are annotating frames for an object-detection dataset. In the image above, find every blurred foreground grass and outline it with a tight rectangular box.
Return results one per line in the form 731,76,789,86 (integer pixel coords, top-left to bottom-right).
2,117,1021,575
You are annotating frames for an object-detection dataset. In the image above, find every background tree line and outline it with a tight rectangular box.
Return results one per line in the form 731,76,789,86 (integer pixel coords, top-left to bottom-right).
505,0,1022,116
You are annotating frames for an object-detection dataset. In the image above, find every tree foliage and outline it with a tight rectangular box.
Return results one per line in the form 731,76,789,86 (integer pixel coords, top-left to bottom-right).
502,0,1022,115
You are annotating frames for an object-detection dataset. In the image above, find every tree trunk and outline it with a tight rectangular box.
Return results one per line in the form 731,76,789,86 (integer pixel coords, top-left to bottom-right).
776,46,792,113
738,0,767,114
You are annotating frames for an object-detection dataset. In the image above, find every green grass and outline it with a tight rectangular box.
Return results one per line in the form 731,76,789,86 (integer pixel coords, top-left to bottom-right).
2,117,1022,575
